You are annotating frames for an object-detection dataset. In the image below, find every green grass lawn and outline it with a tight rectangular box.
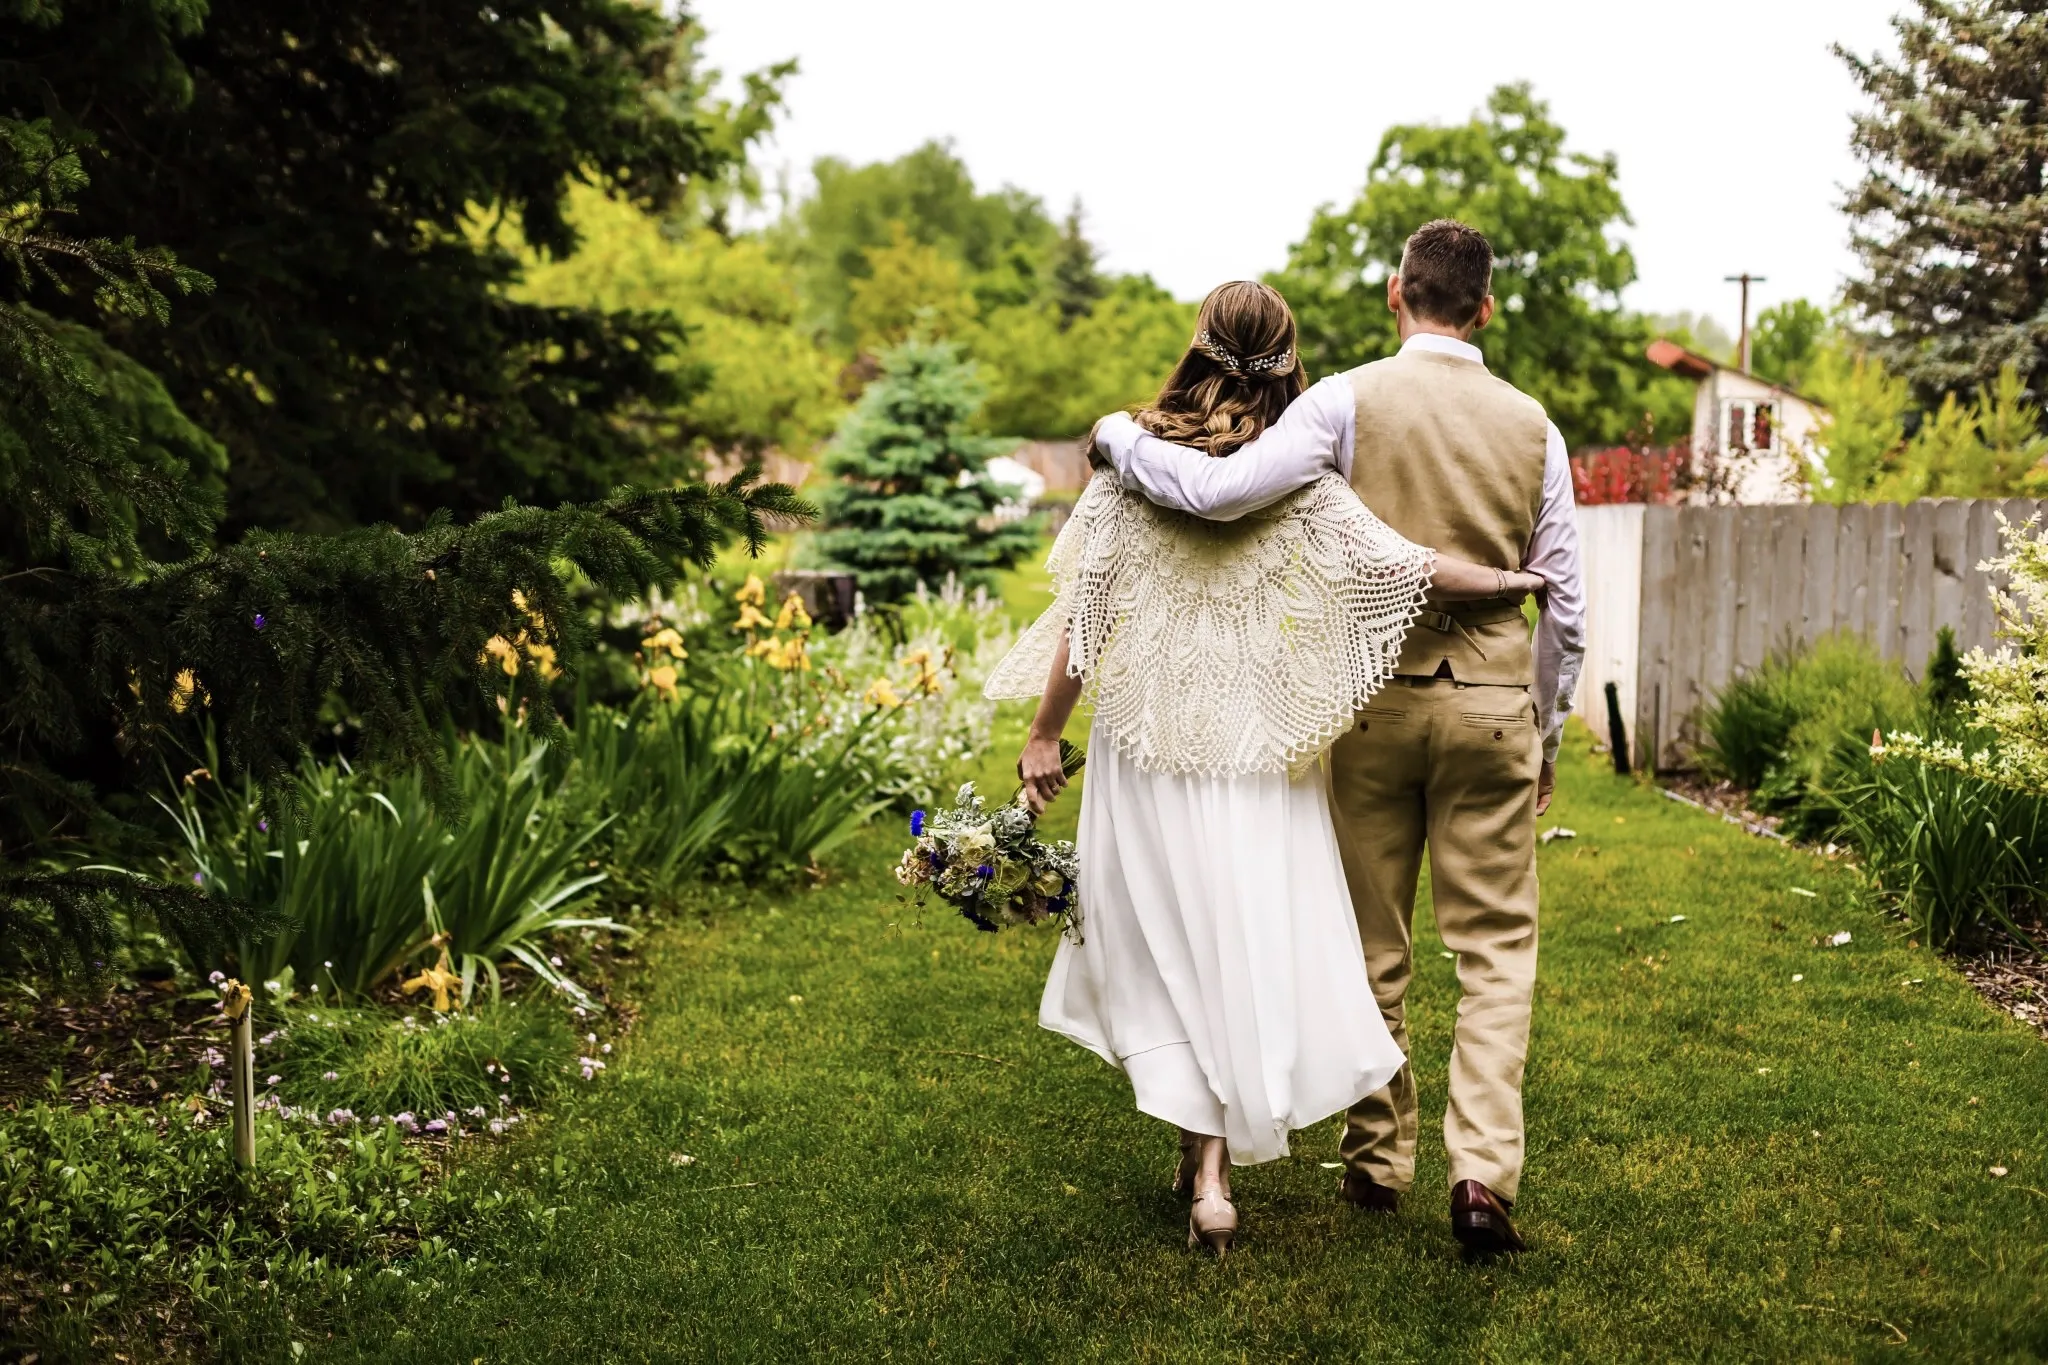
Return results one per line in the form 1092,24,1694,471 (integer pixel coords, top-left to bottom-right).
284,706,2048,1364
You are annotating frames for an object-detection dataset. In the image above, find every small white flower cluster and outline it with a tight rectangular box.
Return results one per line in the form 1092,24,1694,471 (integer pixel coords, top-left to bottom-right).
1883,514,2048,795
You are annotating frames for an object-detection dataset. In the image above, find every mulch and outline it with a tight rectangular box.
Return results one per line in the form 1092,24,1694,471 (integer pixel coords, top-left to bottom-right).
1657,773,2048,1040
0,931,644,1114
0,976,227,1111
1952,918,2048,1039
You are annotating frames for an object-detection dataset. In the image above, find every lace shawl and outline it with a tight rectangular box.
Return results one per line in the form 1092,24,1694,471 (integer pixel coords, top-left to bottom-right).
984,472,1435,776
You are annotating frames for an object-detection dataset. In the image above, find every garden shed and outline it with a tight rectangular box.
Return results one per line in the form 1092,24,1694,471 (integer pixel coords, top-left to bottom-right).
1646,338,1827,504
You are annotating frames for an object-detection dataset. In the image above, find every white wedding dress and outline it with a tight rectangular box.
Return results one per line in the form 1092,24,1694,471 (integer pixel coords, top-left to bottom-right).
987,472,1428,1164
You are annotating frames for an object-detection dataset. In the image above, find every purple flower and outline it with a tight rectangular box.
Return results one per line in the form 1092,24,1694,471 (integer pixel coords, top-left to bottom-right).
258,819,269,833
424,1119,448,1134
202,1046,225,1067
975,863,994,880
392,1111,418,1132
251,613,267,630
909,809,926,836
192,871,204,885
327,1108,355,1125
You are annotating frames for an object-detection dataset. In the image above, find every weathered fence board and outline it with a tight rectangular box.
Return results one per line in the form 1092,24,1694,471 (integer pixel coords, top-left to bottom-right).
1576,498,2048,773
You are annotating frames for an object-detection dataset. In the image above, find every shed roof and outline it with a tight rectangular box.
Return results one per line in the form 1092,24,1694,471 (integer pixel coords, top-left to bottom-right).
1645,339,1826,409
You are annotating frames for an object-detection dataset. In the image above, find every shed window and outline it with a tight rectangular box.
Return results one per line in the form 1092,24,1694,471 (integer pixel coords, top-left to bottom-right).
1721,399,1779,453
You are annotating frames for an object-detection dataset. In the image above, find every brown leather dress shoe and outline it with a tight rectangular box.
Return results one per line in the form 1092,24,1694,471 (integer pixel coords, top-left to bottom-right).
1339,1170,1400,1213
1450,1180,1526,1257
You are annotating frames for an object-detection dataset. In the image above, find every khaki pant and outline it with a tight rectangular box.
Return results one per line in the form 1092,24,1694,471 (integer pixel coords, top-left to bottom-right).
1329,677,1540,1203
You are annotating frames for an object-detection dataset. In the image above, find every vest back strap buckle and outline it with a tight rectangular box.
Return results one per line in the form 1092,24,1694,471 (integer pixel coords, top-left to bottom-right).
1415,609,1490,662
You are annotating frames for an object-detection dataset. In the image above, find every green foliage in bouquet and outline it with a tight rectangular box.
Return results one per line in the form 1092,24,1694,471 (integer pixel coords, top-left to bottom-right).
894,741,1083,936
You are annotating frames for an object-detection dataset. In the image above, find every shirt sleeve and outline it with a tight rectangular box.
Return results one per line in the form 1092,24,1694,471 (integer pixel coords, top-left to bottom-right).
1090,375,1355,521
1527,421,1586,767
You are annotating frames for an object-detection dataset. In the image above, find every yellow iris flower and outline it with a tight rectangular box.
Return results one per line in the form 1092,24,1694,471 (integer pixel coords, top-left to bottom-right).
642,626,688,659
481,635,520,676
775,592,813,631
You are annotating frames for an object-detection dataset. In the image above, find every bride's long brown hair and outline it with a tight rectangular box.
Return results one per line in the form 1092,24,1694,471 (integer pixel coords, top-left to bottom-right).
1137,280,1305,457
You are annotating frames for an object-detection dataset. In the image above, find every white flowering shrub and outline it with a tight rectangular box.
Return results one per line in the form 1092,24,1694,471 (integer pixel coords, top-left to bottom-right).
1883,515,2048,793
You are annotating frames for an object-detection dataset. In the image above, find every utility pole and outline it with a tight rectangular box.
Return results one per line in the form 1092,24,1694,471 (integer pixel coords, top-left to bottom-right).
1724,272,1766,373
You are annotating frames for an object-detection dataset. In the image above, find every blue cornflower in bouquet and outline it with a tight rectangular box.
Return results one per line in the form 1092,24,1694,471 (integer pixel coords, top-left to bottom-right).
895,740,1084,939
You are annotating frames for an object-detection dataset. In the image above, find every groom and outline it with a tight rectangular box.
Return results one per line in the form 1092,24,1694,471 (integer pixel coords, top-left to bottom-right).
1090,219,1585,1257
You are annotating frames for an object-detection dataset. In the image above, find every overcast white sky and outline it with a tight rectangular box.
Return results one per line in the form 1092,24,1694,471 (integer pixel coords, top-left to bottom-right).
691,0,1905,332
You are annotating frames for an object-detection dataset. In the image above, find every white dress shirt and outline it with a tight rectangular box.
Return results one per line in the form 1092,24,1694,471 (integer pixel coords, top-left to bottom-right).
1094,333,1586,765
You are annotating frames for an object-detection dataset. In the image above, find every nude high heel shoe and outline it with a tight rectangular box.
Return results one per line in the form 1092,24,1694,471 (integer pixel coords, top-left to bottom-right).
1188,1187,1238,1256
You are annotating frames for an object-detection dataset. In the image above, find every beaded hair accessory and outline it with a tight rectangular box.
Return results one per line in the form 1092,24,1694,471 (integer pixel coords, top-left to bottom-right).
1193,329,1296,378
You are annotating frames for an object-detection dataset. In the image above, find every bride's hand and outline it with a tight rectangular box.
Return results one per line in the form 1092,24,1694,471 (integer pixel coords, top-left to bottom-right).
1018,734,1068,815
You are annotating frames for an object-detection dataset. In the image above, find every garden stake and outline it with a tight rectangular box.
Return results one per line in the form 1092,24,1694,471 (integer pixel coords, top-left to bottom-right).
1604,680,1631,776
220,978,256,1170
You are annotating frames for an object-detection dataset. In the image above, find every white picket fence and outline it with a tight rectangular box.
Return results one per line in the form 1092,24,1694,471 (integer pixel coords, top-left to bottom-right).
1573,499,2048,772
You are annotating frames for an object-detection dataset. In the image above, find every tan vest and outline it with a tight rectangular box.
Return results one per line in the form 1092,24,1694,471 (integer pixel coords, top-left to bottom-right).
1350,350,1550,684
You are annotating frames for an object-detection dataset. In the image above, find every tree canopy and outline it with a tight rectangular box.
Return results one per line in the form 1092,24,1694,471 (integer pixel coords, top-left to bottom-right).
0,0,741,533
1839,0,2048,408
769,142,1194,441
1268,83,1691,449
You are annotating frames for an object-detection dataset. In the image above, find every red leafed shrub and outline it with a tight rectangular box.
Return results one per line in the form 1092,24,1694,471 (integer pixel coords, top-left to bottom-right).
1571,443,1690,504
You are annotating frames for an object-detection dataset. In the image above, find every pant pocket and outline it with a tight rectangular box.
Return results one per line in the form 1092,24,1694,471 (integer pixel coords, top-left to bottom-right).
1459,711,1528,741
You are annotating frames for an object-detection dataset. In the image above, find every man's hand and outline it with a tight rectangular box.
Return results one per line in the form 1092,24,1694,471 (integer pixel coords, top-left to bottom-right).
1535,759,1556,817
1018,734,1069,816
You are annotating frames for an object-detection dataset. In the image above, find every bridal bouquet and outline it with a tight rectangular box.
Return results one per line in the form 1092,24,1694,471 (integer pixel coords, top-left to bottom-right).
894,741,1083,938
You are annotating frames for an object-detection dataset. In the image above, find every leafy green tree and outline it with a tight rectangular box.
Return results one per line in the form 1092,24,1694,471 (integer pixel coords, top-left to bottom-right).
509,183,844,460
1885,364,2048,498
846,223,983,355
774,142,1057,350
817,340,1038,601
1268,83,1686,448
974,276,1195,439
0,117,806,979
1804,342,1912,502
1751,300,1829,390
1806,344,2048,502
1839,2,2048,406
0,0,748,533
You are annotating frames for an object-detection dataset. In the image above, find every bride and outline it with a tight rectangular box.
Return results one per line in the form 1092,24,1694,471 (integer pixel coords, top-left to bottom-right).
984,281,1542,1255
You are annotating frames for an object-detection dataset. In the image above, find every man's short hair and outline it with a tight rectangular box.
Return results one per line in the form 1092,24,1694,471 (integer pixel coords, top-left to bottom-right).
1398,220,1494,327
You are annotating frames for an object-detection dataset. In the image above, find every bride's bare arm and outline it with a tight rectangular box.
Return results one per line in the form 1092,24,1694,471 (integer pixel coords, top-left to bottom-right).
1426,553,1544,602
1017,630,1083,815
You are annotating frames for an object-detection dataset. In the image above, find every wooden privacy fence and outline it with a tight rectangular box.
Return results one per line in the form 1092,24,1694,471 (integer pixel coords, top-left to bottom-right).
1572,498,2048,773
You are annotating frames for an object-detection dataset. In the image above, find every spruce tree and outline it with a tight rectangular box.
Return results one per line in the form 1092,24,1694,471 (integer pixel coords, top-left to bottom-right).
1839,2,2048,405
817,339,1038,603
1051,200,1108,329
0,118,808,979
0,0,746,533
